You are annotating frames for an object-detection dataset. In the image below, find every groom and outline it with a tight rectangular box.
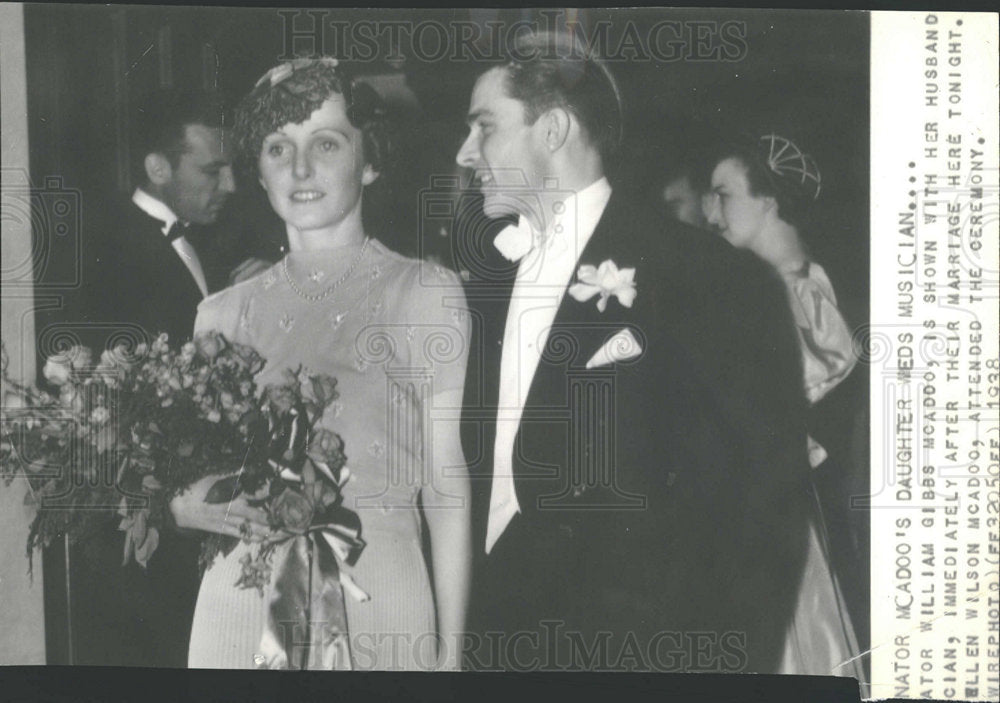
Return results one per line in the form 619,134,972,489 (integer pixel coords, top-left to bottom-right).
456,33,812,673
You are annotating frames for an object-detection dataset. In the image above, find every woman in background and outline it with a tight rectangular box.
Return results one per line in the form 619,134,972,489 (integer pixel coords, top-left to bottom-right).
704,134,864,679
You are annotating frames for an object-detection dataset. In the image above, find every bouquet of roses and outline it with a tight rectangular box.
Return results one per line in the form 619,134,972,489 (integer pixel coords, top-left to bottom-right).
202,360,367,604
0,332,364,601
217,364,369,670
1,332,264,571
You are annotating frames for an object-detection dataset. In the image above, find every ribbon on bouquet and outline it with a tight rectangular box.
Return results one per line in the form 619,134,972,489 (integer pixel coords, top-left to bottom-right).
254,400,368,670
256,520,364,670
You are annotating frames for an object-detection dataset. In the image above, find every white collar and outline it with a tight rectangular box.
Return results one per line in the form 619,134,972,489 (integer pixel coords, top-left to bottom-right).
495,177,612,264
132,188,180,236
524,176,611,267
547,176,612,248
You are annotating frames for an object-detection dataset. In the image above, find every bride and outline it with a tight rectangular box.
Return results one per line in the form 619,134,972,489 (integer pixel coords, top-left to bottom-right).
169,57,471,671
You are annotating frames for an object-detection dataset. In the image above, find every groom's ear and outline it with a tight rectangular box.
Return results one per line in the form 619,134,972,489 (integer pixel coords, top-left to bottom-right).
539,107,572,154
144,152,173,186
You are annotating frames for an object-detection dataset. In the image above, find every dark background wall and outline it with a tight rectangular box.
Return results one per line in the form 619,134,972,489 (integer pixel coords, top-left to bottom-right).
25,5,869,324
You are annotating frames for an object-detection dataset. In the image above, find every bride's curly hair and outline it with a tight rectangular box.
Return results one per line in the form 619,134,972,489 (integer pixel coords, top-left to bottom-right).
233,57,392,182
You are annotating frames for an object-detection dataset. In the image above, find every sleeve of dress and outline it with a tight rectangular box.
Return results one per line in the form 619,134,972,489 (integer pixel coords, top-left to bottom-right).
192,286,243,341
788,263,858,404
401,262,472,397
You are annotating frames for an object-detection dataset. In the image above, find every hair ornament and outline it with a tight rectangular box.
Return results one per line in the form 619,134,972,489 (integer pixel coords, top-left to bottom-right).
254,56,341,90
759,134,822,201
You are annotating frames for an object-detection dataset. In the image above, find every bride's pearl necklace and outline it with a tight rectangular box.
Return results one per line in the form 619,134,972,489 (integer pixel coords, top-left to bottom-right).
282,238,371,303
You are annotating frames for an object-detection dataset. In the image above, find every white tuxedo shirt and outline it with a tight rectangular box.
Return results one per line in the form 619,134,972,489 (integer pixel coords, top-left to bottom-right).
486,177,613,553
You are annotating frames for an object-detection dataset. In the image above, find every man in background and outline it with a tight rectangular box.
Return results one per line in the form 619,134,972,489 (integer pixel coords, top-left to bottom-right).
71,90,238,667
623,117,714,229
661,162,710,229
87,90,235,342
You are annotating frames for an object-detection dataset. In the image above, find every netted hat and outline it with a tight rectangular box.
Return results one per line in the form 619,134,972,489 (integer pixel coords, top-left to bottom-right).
234,56,391,177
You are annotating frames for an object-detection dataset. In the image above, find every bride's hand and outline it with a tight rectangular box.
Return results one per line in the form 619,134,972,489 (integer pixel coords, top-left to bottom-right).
169,474,274,541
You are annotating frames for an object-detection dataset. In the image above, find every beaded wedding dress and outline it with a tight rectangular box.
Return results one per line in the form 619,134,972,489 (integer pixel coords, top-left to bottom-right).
186,238,468,670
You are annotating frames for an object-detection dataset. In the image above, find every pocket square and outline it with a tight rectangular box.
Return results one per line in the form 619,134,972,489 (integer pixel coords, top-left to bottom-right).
585,328,643,369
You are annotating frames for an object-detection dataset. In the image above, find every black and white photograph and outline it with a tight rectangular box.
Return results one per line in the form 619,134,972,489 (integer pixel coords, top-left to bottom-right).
0,5,995,702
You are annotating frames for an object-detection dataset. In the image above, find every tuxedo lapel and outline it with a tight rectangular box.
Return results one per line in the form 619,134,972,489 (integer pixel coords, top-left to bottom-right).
113,203,205,342
465,255,518,416
474,192,653,533
461,235,519,551
132,208,204,300
521,193,640,412
512,194,652,519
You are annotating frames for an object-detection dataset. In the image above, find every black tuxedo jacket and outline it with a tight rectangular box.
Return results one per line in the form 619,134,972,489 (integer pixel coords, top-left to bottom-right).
66,197,206,667
82,199,206,345
461,190,812,673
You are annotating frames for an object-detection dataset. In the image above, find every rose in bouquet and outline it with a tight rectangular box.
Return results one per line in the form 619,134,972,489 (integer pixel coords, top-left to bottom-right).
1,332,267,570
2,333,364,569
200,366,367,670
2,333,367,669
203,366,366,590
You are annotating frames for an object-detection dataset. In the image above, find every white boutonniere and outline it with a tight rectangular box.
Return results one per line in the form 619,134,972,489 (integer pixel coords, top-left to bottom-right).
567,259,637,313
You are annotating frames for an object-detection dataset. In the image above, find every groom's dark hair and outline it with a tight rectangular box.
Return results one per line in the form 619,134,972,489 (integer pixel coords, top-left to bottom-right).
499,32,624,171
132,90,227,181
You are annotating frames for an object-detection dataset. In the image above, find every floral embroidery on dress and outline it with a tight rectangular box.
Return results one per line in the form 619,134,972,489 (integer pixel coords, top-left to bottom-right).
370,299,384,316
330,311,347,331
370,265,381,281
451,309,467,324
405,326,416,342
367,440,384,458
262,269,277,290
279,314,295,332
308,269,326,283
354,357,369,373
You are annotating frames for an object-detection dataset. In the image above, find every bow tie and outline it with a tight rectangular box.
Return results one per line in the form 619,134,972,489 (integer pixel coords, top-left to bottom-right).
493,217,545,262
164,221,188,242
